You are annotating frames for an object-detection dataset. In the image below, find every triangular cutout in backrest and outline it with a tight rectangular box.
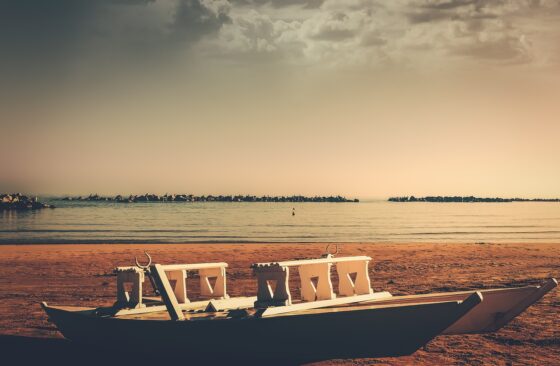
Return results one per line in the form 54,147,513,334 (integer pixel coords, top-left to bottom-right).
310,276,319,291
168,279,177,289
349,272,358,286
267,279,278,295
207,276,217,291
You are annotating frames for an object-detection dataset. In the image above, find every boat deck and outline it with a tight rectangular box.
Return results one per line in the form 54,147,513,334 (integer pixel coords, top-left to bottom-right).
68,297,468,322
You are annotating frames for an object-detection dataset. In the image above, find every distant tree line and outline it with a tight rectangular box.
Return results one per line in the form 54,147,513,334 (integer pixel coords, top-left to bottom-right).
388,196,560,203
62,194,359,203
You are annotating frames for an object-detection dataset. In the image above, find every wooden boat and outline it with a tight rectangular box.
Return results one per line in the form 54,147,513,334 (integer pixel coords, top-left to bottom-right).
41,250,557,363
42,294,482,363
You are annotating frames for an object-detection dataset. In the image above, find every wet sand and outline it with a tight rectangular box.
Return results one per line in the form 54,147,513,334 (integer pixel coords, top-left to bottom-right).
0,242,558,365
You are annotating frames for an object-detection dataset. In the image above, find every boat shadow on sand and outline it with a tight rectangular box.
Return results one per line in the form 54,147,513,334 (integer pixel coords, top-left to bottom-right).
0,334,298,366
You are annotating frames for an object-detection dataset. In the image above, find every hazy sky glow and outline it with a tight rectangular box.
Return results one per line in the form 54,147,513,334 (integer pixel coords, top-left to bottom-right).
1,0,560,197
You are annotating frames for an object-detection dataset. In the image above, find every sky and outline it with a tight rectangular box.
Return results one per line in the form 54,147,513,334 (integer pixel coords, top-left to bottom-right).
1,0,560,198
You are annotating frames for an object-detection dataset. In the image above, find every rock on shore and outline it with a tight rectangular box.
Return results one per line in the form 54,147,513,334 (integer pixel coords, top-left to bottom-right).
0,193,54,210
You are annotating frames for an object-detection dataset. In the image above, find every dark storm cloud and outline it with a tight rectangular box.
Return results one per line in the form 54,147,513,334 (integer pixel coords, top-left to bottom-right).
407,0,497,24
0,0,230,83
110,0,155,4
407,10,496,23
0,0,156,54
420,0,477,10
230,0,324,9
0,1,95,68
171,0,231,43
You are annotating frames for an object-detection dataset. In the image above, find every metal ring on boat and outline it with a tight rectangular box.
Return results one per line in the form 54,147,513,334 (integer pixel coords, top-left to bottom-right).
325,243,339,256
135,251,152,269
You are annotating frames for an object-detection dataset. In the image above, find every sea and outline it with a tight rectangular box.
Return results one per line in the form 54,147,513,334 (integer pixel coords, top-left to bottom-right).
1,199,560,244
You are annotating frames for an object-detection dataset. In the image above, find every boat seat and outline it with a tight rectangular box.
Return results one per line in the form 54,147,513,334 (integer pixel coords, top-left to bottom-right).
252,255,374,308
114,262,229,309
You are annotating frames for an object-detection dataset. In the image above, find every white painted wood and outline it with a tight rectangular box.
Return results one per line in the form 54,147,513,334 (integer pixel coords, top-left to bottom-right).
160,263,228,271
199,266,228,299
253,256,371,268
253,255,374,308
204,296,258,312
166,269,188,304
449,278,558,334
336,260,373,296
114,300,209,316
254,265,291,307
115,261,230,309
259,292,393,317
115,267,145,308
150,264,184,321
114,296,259,316
298,262,335,301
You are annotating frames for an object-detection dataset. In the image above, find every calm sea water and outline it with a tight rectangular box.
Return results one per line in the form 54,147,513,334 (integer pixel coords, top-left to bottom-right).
1,200,560,244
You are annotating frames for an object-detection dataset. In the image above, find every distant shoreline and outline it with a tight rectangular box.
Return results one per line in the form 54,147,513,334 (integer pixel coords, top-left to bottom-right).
388,196,560,202
60,194,359,203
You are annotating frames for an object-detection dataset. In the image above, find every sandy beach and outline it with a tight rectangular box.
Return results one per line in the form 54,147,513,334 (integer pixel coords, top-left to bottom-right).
0,242,558,365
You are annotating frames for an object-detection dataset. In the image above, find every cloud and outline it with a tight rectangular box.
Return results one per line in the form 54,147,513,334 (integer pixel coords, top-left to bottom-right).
197,0,560,71
201,9,297,62
229,0,324,9
399,1,547,64
307,11,364,41
419,0,477,11
451,33,532,63
0,0,558,84
171,0,231,42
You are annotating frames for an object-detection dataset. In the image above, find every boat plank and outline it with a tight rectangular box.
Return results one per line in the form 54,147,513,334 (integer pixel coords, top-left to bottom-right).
114,296,259,316
258,291,392,317
205,296,257,312
150,264,184,321
479,277,557,333
160,262,228,271
253,256,371,268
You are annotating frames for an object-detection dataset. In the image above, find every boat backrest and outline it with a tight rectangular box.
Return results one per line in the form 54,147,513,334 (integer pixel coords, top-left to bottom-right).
114,262,229,309
251,255,373,308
